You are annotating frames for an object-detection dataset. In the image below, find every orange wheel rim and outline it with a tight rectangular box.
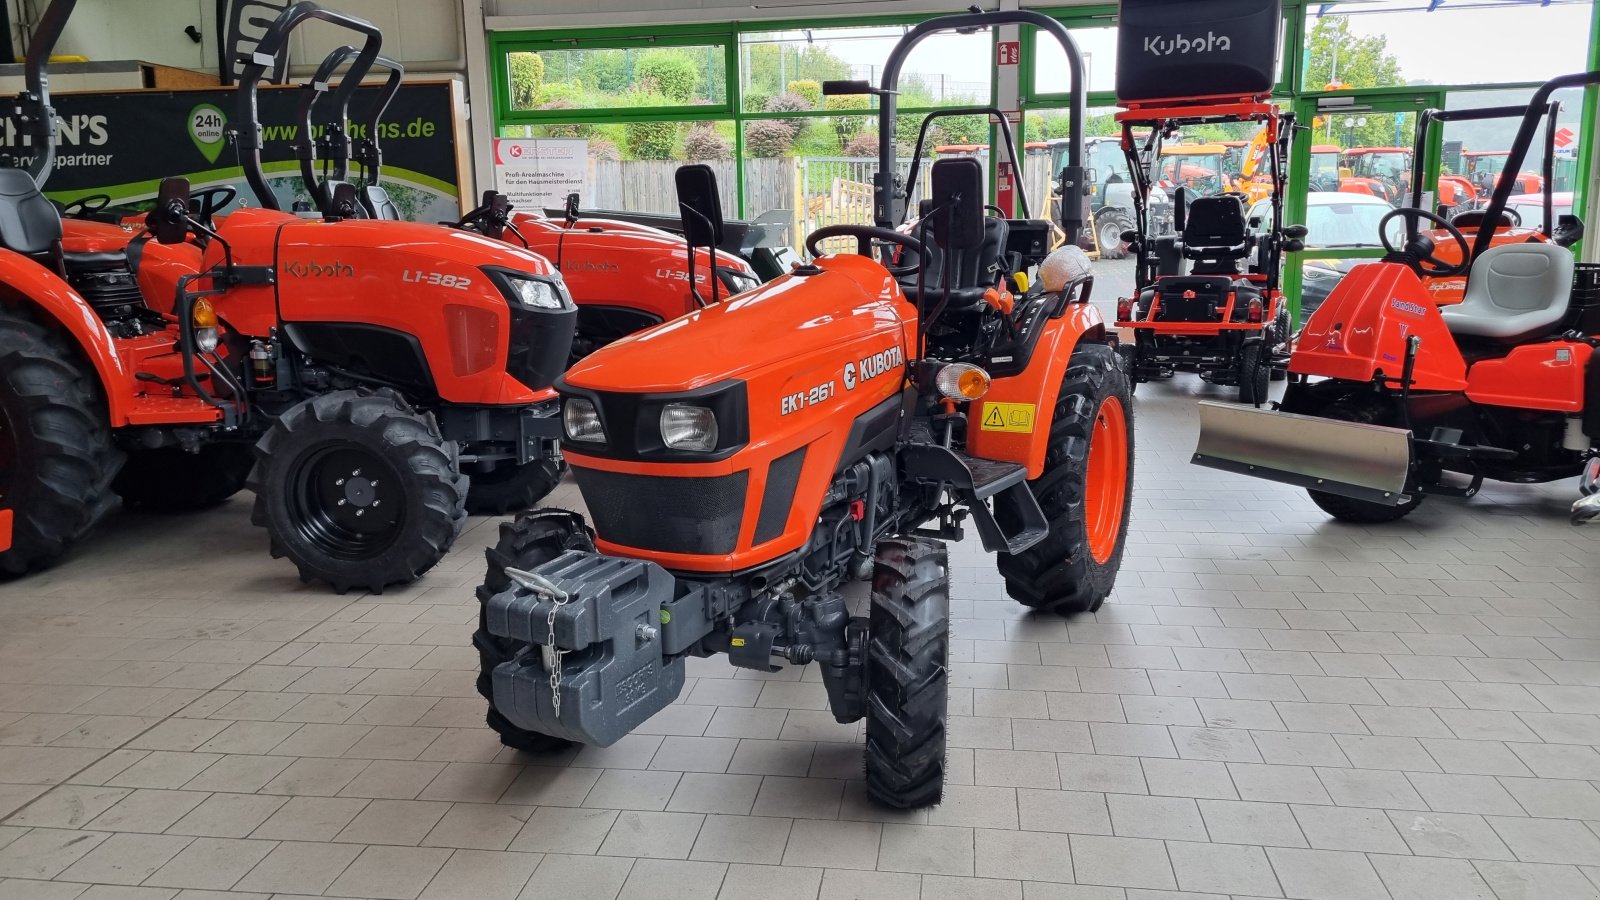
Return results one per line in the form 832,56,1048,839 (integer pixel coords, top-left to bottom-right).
1084,395,1129,565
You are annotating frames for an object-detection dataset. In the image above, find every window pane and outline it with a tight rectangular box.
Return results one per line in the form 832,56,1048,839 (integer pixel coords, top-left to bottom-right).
1031,25,1118,97
506,45,727,112
1440,86,1585,216
496,121,736,217
1302,2,1590,88
740,114,880,252
738,25,992,114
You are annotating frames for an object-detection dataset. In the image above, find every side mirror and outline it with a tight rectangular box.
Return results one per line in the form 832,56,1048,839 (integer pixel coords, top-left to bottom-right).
564,192,580,222
1084,167,1099,185
930,157,985,250
1171,187,1188,233
1282,224,1308,240
1283,239,1305,253
1555,214,1585,247
147,177,192,245
330,182,364,220
822,80,874,96
675,163,725,248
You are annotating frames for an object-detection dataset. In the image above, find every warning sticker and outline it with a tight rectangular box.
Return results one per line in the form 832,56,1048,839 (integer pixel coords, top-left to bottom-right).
980,402,1036,434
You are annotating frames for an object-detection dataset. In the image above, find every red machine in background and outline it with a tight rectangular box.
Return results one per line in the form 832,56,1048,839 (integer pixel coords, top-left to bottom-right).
1194,69,1599,525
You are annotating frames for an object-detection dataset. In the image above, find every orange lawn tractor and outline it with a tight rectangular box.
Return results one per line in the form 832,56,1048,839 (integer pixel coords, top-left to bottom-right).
1113,99,1306,402
470,9,1134,810
1195,69,1600,526
0,1,578,588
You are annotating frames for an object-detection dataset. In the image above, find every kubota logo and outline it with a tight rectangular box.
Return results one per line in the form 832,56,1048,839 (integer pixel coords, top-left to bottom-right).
285,260,354,278
1144,31,1232,56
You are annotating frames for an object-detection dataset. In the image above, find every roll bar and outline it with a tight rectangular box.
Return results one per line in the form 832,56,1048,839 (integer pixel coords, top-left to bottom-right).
296,44,402,213
1408,101,1558,240
234,1,383,209
1471,69,1600,260
861,10,1087,242
18,0,76,186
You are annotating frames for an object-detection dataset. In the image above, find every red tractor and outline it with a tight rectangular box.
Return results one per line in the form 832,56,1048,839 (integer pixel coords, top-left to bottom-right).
1194,70,1599,525
0,2,576,588
471,9,1134,810
1113,92,1305,403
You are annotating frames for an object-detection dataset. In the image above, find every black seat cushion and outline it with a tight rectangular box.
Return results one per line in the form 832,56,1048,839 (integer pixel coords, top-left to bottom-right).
900,216,1010,310
1182,195,1251,274
0,168,63,256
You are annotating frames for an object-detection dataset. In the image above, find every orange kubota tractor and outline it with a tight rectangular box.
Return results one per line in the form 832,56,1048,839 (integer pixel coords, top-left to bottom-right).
1113,0,1305,405
1194,69,1599,526
0,1,577,588
471,9,1134,809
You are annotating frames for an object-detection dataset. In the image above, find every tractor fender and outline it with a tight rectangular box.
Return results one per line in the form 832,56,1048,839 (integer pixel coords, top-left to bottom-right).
967,303,1107,479
0,249,135,424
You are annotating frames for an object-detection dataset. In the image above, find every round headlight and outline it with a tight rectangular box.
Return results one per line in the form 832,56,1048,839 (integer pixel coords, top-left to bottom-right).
563,398,605,443
194,327,220,354
660,403,718,451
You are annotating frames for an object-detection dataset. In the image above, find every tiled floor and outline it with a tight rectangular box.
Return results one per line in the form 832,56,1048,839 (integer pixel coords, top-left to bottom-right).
1,376,1597,900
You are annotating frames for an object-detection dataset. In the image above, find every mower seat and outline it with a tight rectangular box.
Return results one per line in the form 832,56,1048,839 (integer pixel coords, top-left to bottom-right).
362,185,399,221
1180,195,1252,276
900,216,1010,311
1443,242,1574,343
0,167,64,256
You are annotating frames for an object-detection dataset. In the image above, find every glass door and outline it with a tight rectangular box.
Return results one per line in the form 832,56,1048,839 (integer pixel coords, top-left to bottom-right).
1285,89,1446,328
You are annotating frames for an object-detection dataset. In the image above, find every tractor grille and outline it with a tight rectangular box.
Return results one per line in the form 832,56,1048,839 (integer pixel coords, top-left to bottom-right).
572,465,747,556
69,262,144,320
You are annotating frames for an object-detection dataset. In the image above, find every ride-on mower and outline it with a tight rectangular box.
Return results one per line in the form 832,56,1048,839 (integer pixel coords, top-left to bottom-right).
1193,69,1600,524
1112,0,1305,405
0,1,575,587
472,9,1133,809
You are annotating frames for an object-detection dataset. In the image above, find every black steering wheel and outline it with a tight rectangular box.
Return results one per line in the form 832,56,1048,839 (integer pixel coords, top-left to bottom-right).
59,194,112,219
190,186,238,227
805,225,925,277
1379,207,1471,278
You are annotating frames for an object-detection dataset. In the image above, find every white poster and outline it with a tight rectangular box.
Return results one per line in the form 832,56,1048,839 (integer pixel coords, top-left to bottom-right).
493,138,587,209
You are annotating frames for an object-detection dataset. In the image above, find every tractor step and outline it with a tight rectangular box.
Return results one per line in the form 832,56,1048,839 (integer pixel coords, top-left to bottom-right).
902,444,1049,554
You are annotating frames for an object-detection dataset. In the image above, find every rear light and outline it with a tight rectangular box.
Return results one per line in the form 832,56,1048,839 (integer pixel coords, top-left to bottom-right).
1116,298,1134,321
1247,298,1264,323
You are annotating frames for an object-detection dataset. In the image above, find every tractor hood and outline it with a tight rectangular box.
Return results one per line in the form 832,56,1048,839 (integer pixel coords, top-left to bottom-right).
562,253,912,395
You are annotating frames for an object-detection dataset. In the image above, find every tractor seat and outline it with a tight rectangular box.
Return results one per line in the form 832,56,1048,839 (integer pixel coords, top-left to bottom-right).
1442,242,1574,343
362,185,399,221
0,167,64,256
1181,195,1252,275
900,216,1010,310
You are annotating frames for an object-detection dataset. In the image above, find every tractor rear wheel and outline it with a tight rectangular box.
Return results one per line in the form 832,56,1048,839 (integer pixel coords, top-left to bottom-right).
0,307,122,576
1095,209,1133,260
465,458,562,515
475,509,595,754
249,389,466,593
864,536,949,809
114,444,254,511
1237,340,1269,405
998,343,1134,615
1307,398,1424,523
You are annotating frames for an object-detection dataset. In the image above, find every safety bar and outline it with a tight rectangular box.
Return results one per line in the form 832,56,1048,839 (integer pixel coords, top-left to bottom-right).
871,10,1086,243
19,0,76,185
296,45,403,212
902,106,1032,220
1408,101,1559,238
234,1,384,209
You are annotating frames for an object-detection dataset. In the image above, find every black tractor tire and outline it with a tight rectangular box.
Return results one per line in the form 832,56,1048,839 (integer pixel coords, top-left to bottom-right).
1307,398,1424,524
113,443,254,511
1238,340,1269,405
864,536,949,810
0,308,122,576
465,458,562,516
1095,209,1133,260
998,343,1134,616
248,389,466,593
1269,306,1292,381
1116,342,1140,396
475,509,595,754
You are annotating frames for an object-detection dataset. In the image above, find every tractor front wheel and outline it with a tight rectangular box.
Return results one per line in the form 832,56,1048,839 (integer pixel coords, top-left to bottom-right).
114,444,254,511
0,307,122,576
864,536,949,809
475,509,596,754
249,389,466,593
998,343,1134,615
1237,340,1269,405
1307,398,1424,523
465,458,562,515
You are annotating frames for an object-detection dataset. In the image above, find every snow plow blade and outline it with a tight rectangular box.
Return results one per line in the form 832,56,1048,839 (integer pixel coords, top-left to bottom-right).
1191,401,1413,505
